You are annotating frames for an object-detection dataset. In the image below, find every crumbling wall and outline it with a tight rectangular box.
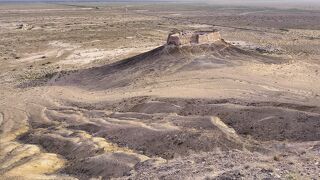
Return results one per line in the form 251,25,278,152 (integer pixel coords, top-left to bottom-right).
198,32,221,44
179,31,194,45
167,34,181,46
167,30,221,46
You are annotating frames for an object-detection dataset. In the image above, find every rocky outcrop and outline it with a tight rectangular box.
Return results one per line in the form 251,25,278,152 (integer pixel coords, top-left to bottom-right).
16,23,34,30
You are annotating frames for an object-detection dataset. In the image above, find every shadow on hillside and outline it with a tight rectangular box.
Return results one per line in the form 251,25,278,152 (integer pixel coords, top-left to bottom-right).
17,43,286,90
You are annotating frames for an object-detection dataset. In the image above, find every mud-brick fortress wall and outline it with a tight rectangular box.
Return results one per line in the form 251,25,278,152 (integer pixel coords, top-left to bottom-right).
167,30,221,46
198,31,221,44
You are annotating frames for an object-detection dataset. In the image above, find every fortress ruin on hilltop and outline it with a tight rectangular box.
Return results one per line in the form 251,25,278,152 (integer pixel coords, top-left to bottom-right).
167,30,221,46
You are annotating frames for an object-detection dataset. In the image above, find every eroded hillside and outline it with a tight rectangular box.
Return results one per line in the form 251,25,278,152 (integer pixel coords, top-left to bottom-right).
0,3,320,180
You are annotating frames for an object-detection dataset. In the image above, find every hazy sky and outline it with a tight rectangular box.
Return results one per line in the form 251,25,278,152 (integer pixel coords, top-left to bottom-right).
0,0,319,1
1,0,320,7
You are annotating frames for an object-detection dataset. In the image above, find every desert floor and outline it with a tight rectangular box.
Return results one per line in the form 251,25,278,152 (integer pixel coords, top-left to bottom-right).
0,2,320,179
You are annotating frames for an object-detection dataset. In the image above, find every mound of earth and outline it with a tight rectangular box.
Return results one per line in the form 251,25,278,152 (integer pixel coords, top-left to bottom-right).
55,41,284,90
2,40,319,180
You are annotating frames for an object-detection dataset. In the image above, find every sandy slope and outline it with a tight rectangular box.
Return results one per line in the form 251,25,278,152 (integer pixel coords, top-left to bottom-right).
2,40,319,179
1,3,320,180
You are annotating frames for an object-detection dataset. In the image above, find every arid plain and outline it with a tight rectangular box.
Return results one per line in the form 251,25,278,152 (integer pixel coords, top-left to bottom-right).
0,2,320,179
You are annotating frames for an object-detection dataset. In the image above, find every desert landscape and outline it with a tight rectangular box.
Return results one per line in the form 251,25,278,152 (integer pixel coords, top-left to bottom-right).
0,1,320,179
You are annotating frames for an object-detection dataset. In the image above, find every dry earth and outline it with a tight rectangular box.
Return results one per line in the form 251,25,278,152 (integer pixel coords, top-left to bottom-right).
0,2,320,180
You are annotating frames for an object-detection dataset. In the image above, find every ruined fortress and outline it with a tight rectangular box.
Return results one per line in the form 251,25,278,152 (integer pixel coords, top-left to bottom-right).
167,30,221,46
